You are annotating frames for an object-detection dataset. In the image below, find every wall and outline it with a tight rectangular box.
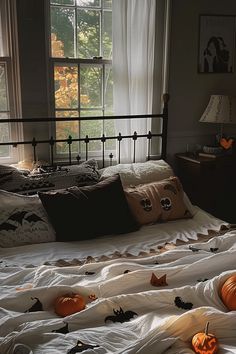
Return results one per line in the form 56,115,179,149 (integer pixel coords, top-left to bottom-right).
16,0,50,161
167,0,236,168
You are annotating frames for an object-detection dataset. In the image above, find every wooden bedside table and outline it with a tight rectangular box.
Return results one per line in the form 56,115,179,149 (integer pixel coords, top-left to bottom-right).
175,153,236,223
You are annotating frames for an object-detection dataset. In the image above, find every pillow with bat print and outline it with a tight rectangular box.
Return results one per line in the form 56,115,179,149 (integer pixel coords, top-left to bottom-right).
124,176,193,225
0,190,55,247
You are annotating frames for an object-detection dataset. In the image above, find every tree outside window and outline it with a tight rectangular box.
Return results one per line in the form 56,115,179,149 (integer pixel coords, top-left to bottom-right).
50,0,114,156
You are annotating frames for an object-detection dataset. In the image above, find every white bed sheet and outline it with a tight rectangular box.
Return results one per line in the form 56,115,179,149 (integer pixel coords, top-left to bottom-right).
0,206,228,267
0,209,236,354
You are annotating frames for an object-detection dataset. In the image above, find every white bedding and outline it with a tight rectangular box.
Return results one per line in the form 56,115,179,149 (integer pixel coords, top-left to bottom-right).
1,208,236,354
0,206,227,267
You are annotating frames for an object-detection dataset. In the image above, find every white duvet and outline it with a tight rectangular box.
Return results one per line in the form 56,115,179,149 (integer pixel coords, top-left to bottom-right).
0,208,236,354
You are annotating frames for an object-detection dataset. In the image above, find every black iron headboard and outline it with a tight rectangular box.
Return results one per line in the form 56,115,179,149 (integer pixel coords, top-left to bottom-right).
0,94,169,167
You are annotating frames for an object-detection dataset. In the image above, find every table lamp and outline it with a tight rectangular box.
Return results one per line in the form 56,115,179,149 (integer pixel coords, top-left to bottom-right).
199,95,236,154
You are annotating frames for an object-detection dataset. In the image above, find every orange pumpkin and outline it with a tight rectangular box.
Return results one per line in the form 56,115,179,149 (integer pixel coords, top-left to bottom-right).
54,293,86,317
192,322,218,354
220,274,236,311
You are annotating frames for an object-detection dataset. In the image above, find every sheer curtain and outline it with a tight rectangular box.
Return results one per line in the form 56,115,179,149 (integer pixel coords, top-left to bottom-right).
112,0,156,162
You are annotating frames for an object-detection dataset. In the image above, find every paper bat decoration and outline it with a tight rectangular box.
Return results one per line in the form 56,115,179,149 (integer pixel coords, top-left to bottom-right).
174,296,193,310
150,273,168,287
8,211,28,223
67,340,99,353
85,271,95,275
105,307,138,323
124,269,131,274
52,322,69,334
0,222,17,231
25,297,43,312
24,213,43,223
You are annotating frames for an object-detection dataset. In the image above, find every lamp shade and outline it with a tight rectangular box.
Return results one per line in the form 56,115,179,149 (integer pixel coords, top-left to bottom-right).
200,95,236,124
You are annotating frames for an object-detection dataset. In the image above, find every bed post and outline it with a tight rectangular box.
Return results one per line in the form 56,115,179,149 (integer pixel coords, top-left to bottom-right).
161,93,169,160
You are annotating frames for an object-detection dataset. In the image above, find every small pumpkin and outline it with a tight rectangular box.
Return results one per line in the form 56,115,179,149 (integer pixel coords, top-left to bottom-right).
54,293,86,317
220,274,236,311
192,322,218,354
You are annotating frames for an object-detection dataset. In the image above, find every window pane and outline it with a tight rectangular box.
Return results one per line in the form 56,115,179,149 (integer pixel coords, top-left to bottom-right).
104,65,114,151
54,65,78,109
103,10,112,59
104,65,113,112
77,0,100,7
104,120,115,151
80,65,102,108
77,9,100,58
80,111,102,152
50,0,75,6
103,0,112,9
51,6,75,58
0,64,8,111
0,113,10,157
55,110,79,154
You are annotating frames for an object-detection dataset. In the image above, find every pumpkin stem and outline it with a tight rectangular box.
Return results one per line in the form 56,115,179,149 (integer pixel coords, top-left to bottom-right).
205,321,209,336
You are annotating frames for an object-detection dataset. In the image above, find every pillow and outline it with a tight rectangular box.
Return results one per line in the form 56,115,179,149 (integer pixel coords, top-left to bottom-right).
38,174,139,242
124,176,193,225
99,160,174,187
0,159,100,195
0,190,56,247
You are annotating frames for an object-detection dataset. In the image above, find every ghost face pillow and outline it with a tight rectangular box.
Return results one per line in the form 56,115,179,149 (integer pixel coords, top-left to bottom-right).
125,176,192,225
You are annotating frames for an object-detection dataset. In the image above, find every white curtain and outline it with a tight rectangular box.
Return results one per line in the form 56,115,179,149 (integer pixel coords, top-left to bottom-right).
112,0,156,162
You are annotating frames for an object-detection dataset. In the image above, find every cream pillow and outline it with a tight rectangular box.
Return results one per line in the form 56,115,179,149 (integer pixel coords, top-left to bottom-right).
99,160,174,187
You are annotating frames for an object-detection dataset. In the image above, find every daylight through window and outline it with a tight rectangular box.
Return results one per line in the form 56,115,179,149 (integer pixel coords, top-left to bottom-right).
50,0,114,156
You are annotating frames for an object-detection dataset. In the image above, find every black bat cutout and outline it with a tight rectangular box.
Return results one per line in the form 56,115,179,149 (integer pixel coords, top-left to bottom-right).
52,322,69,334
8,211,28,224
197,278,209,282
85,271,95,275
174,296,193,310
124,269,131,274
25,297,43,312
210,247,219,253
25,213,43,223
67,340,99,353
105,307,138,323
0,222,17,231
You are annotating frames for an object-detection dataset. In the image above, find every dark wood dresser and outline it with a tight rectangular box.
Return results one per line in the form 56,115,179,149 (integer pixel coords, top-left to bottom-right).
175,153,236,223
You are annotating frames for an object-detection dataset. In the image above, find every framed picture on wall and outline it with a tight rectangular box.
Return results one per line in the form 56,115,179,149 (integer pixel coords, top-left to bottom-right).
198,15,236,73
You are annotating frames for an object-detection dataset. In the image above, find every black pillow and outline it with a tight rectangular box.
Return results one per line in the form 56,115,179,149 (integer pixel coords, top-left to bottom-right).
38,174,139,241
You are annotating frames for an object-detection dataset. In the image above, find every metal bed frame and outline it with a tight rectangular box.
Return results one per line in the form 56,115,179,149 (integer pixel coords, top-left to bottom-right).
0,94,169,167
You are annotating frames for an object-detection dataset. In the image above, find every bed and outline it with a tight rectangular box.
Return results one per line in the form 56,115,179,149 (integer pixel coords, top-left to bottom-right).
1,101,236,354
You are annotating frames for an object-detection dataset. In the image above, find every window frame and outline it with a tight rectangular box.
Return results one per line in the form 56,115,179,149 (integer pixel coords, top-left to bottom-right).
48,0,113,160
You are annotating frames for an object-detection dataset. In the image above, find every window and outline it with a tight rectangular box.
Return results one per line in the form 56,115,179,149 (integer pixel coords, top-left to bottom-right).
0,0,21,162
49,0,114,157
